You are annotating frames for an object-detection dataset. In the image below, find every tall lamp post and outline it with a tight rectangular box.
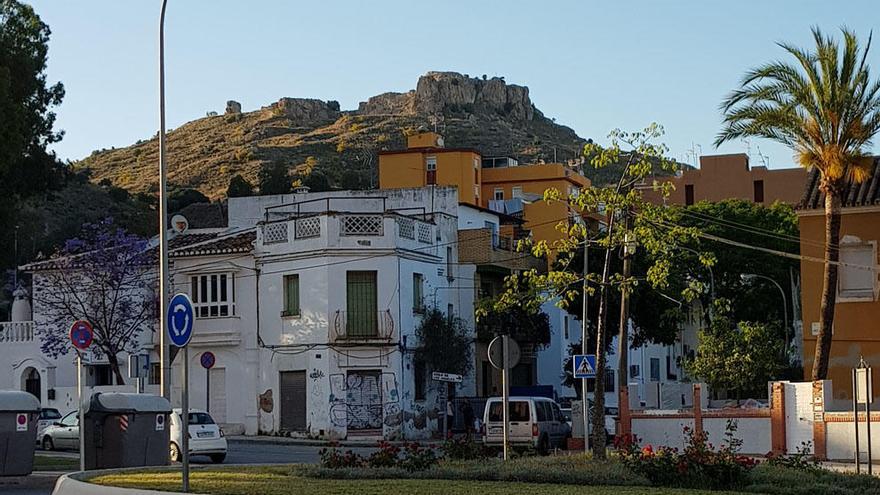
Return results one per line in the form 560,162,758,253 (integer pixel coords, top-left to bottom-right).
740,273,789,350
158,0,171,399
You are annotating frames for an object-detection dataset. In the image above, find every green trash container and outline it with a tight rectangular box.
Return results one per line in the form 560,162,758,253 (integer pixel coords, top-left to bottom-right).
0,391,40,476
83,392,171,470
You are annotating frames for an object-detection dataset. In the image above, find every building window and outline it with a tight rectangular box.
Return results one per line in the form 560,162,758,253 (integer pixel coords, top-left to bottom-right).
604,369,615,392
563,316,569,340
413,273,424,313
511,186,523,199
426,156,437,185
414,360,426,400
685,184,695,206
148,363,160,385
346,271,378,337
283,274,300,317
666,355,678,380
753,180,764,203
446,246,454,281
493,188,504,201
89,364,114,386
650,358,661,382
839,241,877,300
191,273,234,318
447,303,454,323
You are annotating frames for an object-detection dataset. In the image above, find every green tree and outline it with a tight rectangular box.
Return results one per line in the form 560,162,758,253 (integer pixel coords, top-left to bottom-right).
715,27,880,380
168,187,208,213
413,307,473,376
258,160,291,195
492,124,711,457
300,170,332,192
226,174,254,198
686,301,784,398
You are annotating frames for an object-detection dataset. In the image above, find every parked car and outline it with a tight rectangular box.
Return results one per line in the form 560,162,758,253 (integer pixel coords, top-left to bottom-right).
40,411,78,451
481,396,571,454
35,408,62,443
170,409,227,464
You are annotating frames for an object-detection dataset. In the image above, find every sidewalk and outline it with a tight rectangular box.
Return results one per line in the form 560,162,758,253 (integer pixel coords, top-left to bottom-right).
823,461,880,476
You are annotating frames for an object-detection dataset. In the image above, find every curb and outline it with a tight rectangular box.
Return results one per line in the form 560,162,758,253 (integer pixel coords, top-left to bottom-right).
52,466,207,495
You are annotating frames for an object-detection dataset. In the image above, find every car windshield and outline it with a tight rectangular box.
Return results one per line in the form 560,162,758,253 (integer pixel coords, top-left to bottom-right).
60,412,77,426
41,409,61,420
487,401,530,422
186,412,215,425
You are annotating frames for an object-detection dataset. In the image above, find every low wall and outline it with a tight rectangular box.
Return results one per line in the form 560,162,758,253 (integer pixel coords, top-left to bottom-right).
632,414,695,451
824,411,880,461
703,415,771,455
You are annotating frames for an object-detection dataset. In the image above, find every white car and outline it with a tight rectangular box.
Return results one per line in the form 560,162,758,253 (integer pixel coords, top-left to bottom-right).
40,411,79,451
35,408,63,444
482,396,571,454
170,409,227,464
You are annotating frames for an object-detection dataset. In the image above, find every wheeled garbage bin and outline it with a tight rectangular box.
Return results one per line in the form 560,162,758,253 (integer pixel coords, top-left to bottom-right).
0,390,41,476
83,392,171,470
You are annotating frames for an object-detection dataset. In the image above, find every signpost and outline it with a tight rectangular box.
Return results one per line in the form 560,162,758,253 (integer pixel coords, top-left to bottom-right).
572,354,596,451
201,352,215,412
431,371,464,439
69,320,93,472
128,354,150,393
488,335,521,461
168,293,194,492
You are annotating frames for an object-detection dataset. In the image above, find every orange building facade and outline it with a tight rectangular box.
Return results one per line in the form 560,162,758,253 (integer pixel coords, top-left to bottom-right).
645,154,809,206
378,132,591,248
798,159,880,400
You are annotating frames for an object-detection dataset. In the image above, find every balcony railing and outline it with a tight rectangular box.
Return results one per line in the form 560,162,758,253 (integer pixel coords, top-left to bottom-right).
332,310,394,342
0,321,35,343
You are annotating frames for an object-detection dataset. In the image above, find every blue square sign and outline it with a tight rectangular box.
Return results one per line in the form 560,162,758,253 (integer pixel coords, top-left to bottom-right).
573,354,597,379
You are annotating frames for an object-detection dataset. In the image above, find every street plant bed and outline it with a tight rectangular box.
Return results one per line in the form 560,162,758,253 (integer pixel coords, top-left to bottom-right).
89,461,880,495
89,466,738,495
32,454,79,472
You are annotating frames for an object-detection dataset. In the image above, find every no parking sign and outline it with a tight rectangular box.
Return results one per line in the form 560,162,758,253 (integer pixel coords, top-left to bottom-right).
156,413,165,431
15,413,27,432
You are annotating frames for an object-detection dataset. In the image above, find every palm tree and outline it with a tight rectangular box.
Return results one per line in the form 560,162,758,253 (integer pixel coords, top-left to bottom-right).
715,27,880,380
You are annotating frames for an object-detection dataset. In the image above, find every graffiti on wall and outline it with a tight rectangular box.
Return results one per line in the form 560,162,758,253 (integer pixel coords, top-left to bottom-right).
329,372,400,430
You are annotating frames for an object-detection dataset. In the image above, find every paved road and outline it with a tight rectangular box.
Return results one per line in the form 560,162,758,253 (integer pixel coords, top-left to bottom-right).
0,441,368,495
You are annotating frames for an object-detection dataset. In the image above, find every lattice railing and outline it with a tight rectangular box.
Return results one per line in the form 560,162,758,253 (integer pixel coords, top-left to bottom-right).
417,223,432,244
397,218,415,240
262,222,289,244
340,215,383,236
295,216,321,238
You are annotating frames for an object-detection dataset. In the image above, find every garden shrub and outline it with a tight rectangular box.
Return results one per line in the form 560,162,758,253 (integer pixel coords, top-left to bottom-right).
442,437,492,460
320,441,439,472
616,421,757,489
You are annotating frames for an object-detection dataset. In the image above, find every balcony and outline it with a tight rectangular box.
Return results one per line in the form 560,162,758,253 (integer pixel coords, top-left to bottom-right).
331,310,394,343
0,321,35,343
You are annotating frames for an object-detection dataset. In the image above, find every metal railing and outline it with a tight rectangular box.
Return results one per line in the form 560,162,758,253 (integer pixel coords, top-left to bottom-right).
332,310,394,342
0,321,35,343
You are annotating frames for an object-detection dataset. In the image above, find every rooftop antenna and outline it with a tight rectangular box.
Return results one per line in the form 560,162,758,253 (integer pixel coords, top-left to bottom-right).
743,138,752,160
755,146,770,168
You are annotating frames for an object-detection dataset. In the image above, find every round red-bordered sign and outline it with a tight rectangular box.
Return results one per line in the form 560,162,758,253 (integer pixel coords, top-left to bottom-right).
200,351,216,370
69,320,94,350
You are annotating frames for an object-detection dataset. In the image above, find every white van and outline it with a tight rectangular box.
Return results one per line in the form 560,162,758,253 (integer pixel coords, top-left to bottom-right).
482,396,571,454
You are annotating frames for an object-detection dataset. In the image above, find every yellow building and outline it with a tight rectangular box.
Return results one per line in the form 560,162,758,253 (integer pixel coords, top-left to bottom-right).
798,158,880,399
378,132,592,249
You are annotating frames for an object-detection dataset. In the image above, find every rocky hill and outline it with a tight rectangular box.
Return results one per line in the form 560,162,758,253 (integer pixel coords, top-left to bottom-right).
75,72,643,199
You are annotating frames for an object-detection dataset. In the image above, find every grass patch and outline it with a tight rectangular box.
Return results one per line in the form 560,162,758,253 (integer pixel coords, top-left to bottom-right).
32,455,79,472
90,466,734,495
743,464,880,495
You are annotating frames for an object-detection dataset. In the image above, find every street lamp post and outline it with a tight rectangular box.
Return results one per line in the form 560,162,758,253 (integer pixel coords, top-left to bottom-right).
740,273,789,350
158,0,171,400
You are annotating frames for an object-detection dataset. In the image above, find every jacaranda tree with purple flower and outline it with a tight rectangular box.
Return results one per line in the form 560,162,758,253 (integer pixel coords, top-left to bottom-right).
33,218,155,384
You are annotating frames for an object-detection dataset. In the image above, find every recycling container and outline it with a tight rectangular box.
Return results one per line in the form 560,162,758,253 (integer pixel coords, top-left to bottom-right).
83,392,171,470
0,390,40,476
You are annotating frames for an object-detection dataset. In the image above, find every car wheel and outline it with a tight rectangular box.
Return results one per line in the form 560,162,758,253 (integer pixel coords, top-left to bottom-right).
170,442,181,462
210,453,226,464
42,436,54,451
537,435,550,456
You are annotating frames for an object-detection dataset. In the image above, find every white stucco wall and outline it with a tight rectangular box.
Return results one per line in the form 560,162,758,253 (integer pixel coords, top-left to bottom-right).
703,417,771,455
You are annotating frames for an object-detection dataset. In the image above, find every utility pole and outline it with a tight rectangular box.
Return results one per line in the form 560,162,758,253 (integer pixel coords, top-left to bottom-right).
158,0,171,400
617,213,634,397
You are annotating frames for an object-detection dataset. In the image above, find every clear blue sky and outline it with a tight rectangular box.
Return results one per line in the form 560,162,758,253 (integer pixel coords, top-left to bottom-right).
30,0,880,169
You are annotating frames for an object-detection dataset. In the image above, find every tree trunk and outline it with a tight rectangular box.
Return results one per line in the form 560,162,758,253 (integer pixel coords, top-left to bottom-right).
617,215,633,392
592,244,613,458
107,352,127,386
811,190,841,380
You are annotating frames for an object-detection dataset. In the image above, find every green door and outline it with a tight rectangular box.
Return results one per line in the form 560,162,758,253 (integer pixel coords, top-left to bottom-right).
346,271,378,337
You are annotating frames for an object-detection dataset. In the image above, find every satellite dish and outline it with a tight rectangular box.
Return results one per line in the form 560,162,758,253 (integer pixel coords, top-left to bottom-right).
171,214,189,234
436,136,444,148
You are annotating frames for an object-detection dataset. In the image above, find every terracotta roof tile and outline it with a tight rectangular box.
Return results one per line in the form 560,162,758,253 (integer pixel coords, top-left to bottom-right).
798,157,880,210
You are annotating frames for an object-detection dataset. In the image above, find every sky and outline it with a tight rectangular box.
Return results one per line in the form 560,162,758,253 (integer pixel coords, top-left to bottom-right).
28,0,880,170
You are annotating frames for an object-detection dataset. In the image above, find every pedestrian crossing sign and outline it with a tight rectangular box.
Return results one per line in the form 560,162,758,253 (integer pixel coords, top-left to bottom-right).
573,354,597,379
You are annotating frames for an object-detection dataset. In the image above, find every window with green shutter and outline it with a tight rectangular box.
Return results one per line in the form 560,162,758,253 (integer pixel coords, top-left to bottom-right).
283,274,300,317
346,271,378,337
413,273,424,313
